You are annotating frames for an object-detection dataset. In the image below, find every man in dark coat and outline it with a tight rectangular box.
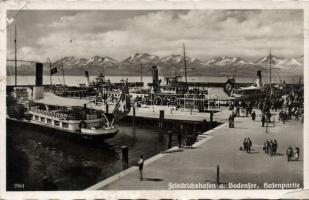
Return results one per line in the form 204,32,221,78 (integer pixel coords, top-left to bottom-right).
269,140,273,156
273,140,278,156
266,140,270,155
261,113,266,127
251,111,256,121
247,138,252,153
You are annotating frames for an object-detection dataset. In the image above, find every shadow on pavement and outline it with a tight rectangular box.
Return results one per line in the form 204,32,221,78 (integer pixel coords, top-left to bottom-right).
142,178,164,182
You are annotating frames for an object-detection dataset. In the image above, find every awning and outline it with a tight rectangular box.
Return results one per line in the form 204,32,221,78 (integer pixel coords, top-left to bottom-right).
208,88,230,100
237,85,262,91
34,93,92,107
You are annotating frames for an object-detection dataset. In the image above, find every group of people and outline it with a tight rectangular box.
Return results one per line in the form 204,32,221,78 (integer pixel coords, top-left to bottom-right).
260,111,273,127
263,140,278,156
242,138,253,153
286,146,300,162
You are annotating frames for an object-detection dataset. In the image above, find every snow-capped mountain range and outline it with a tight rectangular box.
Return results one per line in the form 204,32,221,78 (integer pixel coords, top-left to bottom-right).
7,53,303,76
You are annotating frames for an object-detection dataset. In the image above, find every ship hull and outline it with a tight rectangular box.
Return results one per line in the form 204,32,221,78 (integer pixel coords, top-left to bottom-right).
7,117,117,140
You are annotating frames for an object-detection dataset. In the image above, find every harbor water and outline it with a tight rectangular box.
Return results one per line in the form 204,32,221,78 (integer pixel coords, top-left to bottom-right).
6,75,301,87
7,119,179,191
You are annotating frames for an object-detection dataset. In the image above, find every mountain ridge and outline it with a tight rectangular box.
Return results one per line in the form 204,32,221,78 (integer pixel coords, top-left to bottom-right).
6,53,304,77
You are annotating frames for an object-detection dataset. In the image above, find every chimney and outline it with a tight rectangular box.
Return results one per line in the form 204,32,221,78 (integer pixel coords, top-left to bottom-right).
152,66,159,84
35,63,43,86
33,63,44,100
85,71,90,87
256,70,262,88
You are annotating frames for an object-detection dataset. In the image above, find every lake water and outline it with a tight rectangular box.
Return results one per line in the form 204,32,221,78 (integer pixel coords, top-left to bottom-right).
7,75,301,87
7,120,181,191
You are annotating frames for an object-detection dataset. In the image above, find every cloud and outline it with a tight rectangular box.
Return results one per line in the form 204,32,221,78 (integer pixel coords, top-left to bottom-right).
9,10,304,62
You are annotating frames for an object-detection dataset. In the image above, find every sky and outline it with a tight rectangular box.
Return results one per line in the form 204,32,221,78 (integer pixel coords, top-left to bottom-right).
7,9,304,62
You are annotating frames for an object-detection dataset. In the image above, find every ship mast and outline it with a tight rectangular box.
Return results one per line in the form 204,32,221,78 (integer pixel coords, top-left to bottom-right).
14,24,17,86
140,63,143,82
269,50,272,95
62,59,66,87
183,43,187,84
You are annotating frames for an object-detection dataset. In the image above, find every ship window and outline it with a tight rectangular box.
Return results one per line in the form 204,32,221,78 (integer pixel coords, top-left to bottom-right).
62,122,68,128
40,117,45,122
35,115,39,120
54,121,60,126
47,119,52,124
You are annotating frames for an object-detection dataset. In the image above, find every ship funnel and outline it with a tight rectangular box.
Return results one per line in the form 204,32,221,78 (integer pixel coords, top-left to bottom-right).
33,62,44,100
256,70,262,88
152,66,159,84
35,63,43,86
85,71,90,87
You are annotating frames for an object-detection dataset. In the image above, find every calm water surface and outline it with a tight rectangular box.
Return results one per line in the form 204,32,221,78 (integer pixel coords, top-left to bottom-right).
7,120,177,190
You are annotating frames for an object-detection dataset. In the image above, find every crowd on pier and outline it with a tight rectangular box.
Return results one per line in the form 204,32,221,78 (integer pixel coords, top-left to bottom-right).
228,85,304,127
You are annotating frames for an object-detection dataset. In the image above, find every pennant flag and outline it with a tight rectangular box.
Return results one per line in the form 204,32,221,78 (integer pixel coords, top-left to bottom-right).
223,78,235,96
113,81,131,121
50,67,58,75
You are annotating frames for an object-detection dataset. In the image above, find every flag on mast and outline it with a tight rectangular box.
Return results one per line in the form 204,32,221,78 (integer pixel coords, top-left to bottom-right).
50,67,58,75
113,80,131,121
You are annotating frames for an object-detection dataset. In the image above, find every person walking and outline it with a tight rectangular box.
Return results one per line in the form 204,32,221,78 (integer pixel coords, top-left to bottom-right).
273,140,278,156
269,140,273,156
261,113,266,127
251,110,256,121
286,146,293,162
247,138,252,153
294,146,300,160
243,138,247,152
263,141,267,154
266,140,270,155
138,155,144,181
229,113,233,128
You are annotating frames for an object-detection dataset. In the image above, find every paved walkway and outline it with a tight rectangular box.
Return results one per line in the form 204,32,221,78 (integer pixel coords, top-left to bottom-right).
88,110,303,190
94,104,230,123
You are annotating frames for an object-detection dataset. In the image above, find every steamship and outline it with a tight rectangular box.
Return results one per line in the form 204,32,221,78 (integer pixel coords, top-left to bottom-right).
223,70,266,100
7,91,119,140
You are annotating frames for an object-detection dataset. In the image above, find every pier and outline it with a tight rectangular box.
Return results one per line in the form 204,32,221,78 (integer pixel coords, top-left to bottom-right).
87,109,303,190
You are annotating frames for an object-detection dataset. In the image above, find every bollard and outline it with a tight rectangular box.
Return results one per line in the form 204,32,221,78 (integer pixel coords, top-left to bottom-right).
202,119,207,132
121,146,129,170
193,125,197,143
132,107,136,135
158,110,164,142
168,130,173,149
105,103,109,114
210,111,214,129
178,124,183,148
133,107,136,128
159,110,164,129
216,165,220,185
190,108,193,115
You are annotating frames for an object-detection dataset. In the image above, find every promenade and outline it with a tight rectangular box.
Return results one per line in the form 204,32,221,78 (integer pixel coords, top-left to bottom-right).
87,110,303,190
94,103,230,123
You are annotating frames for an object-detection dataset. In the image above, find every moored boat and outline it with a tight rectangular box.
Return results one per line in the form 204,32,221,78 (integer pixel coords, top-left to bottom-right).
7,92,118,140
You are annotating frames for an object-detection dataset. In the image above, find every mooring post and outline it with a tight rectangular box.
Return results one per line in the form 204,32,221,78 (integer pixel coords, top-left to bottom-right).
105,103,109,114
121,146,129,170
202,119,207,132
210,111,214,129
168,130,172,149
217,165,220,185
178,124,183,148
132,106,136,134
159,110,164,129
133,106,136,127
159,110,164,141
193,124,197,143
